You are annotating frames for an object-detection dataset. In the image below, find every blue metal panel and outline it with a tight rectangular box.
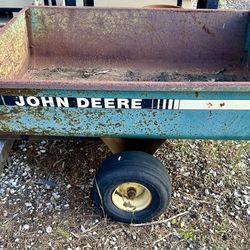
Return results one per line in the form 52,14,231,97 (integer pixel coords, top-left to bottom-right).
0,89,250,140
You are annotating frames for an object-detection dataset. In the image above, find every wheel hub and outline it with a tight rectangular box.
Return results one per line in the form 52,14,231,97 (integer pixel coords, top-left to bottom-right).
112,182,152,212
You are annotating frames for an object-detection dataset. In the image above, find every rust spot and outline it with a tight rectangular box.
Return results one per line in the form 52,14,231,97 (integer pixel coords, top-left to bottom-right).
220,102,225,107
202,24,215,36
123,201,135,209
116,109,123,114
0,88,39,96
207,102,213,108
195,91,199,98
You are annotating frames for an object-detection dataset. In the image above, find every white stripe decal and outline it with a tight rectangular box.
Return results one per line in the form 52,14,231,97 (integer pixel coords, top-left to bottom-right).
157,99,160,109
162,99,167,109
1,96,250,110
177,100,250,110
174,100,180,110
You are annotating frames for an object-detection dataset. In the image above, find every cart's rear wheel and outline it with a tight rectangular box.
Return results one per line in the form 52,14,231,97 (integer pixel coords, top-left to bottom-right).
197,0,219,9
92,151,171,223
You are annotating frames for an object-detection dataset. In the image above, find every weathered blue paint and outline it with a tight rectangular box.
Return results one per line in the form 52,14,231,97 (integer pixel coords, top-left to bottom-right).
0,89,250,140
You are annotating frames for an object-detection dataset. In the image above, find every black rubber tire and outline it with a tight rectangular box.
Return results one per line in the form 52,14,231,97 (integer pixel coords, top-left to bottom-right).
197,0,219,9
207,0,219,9
92,151,171,223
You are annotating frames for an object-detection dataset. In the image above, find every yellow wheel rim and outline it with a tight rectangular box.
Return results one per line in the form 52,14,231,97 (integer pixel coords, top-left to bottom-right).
111,182,152,212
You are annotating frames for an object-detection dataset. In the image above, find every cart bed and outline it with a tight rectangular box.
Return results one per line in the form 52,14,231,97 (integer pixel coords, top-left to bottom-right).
0,7,250,140
25,66,249,82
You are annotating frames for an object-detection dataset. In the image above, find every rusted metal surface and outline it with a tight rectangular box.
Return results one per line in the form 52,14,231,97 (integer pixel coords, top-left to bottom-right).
0,80,250,92
0,9,29,80
26,7,249,71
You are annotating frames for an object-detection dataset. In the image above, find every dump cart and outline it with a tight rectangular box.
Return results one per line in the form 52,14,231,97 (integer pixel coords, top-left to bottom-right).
0,6,249,223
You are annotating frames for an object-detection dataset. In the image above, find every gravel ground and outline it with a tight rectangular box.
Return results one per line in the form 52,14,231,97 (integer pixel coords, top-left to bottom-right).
1,1,250,250
0,140,249,250
221,0,250,9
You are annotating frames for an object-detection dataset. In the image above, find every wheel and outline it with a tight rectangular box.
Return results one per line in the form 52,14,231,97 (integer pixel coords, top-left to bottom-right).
92,151,171,223
197,0,219,9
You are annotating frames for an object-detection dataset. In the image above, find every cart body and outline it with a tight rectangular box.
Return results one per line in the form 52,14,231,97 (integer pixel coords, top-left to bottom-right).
0,7,249,140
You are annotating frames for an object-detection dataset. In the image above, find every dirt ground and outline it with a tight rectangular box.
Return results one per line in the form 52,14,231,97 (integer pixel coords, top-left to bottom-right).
0,140,249,250
0,1,250,250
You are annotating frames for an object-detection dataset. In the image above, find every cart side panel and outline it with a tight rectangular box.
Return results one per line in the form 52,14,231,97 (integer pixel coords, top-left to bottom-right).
27,7,248,70
0,88,250,140
0,10,29,80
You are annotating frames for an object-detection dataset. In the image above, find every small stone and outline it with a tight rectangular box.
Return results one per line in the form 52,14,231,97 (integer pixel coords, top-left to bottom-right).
52,193,60,199
25,202,33,207
10,189,15,194
241,190,248,195
244,196,250,205
234,190,240,197
23,224,30,230
247,207,250,216
46,226,52,234
216,205,221,213
25,166,31,172
110,241,115,245
234,205,240,210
